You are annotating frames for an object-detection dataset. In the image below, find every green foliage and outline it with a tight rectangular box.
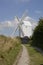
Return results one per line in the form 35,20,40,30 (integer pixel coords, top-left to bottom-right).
25,44,43,65
32,18,43,50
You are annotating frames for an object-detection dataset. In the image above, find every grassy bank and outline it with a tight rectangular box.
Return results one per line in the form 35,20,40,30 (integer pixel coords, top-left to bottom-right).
0,35,22,65
25,44,43,65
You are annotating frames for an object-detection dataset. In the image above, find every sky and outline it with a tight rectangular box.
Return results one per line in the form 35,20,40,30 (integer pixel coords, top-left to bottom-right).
0,0,43,37
0,0,43,21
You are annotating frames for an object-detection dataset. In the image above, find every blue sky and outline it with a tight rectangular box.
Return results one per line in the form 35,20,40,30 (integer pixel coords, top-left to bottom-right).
0,0,43,22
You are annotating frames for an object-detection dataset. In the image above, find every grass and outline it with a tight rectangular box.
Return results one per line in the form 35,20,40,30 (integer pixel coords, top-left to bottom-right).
0,35,22,65
25,44,43,65
0,35,43,65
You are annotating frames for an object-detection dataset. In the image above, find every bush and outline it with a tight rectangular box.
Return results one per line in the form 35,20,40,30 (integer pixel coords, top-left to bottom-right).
32,18,43,50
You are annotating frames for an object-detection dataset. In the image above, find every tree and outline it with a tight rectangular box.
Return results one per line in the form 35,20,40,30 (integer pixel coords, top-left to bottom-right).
32,18,43,50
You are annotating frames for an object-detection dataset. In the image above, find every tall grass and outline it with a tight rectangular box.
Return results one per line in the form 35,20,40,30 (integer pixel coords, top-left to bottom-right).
0,35,22,65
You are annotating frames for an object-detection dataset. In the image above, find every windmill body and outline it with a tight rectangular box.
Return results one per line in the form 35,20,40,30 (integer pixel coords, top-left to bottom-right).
20,19,32,37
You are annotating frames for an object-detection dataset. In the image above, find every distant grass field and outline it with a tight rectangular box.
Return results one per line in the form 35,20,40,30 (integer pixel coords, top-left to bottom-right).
0,35,22,65
25,44,43,65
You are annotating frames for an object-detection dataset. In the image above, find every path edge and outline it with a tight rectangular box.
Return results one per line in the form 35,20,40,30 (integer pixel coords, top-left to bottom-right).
13,45,23,65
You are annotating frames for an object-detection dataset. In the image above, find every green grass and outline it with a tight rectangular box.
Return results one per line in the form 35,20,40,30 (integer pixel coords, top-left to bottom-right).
25,44,43,65
0,35,22,65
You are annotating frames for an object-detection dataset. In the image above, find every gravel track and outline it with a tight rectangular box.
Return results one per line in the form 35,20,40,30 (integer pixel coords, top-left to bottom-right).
17,45,29,65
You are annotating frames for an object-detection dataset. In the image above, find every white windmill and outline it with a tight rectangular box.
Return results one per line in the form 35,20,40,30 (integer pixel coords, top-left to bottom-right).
12,12,27,37
11,13,33,37
13,15,38,37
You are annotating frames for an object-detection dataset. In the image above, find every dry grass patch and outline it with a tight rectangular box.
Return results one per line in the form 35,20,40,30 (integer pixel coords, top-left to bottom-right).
0,35,22,65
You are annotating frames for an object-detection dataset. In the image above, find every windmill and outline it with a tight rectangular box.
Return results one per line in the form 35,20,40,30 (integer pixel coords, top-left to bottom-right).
12,12,27,37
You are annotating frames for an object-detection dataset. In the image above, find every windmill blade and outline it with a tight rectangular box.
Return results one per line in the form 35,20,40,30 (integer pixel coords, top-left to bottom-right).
11,25,19,37
15,16,23,25
15,16,20,23
15,16,23,26
19,25,24,36
15,11,27,25
21,29,24,37
21,10,28,22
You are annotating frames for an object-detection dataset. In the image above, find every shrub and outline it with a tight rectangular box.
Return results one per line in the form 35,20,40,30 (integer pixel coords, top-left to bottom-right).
32,18,43,50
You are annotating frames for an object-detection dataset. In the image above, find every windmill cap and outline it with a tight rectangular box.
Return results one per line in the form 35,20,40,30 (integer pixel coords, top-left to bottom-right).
23,21,32,26
23,16,33,26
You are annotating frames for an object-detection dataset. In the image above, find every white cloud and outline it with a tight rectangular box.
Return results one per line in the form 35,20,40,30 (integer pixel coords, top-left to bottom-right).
0,19,18,28
23,16,38,29
0,21,12,27
23,16,36,22
0,18,19,36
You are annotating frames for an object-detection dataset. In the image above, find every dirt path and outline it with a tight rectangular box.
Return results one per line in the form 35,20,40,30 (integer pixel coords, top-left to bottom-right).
16,45,29,65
